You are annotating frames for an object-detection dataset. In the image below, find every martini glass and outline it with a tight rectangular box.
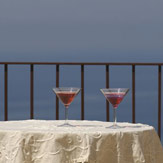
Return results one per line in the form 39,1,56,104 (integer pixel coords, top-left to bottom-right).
53,87,80,127
100,88,129,129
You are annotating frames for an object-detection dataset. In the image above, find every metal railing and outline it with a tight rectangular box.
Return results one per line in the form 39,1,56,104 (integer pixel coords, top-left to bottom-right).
0,62,162,139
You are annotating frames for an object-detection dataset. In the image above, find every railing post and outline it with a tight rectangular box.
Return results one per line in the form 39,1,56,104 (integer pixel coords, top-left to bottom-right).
30,64,34,119
4,64,8,121
81,65,84,120
132,65,136,123
56,65,59,120
106,65,109,121
158,65,161,139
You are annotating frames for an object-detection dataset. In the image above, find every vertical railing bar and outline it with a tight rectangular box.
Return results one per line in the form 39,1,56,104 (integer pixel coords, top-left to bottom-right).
56,65,59,120
30,64,34,119
106,65,110,121
132,65,136,123
4,64,8,121
81,65,84,120
158,65,161,139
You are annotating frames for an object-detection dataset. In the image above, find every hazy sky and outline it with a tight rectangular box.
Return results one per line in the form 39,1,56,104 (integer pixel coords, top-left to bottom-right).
0,0,163,62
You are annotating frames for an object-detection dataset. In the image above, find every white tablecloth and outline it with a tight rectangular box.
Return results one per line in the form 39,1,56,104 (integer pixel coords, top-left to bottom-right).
0,120,162,163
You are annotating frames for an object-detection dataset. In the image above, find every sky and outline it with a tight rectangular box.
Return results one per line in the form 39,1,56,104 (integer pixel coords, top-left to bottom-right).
0,0,163,62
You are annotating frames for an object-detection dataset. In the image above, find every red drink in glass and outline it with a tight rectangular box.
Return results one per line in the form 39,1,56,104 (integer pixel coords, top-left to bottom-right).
53,87,80,127
56,92,77,107
101,88,129,129
105,93,125,109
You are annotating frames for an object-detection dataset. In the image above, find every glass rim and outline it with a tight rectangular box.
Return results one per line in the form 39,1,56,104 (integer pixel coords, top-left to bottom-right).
53,87,80,93
100,88,129,93
100,88,129,90
53,87,80,89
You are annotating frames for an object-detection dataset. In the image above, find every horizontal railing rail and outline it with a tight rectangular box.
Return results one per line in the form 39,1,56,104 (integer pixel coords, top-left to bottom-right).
1,62,163,65
0,62,162,139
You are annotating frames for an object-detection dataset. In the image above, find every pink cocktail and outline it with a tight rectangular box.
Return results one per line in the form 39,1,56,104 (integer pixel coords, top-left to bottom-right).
56,92,77,108
53,87,80,127
104,92,126,108
101,88,129,128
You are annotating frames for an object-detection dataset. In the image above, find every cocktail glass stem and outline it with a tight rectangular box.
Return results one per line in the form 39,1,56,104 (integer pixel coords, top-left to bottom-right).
113,108,117,127
65,106,68,125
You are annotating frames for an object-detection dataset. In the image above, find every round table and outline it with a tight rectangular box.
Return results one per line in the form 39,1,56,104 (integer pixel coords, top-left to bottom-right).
0,120,162,163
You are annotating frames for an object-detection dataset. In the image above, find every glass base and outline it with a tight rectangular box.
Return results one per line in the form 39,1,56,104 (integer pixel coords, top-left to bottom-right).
106,124,124,129
57,122,75,127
